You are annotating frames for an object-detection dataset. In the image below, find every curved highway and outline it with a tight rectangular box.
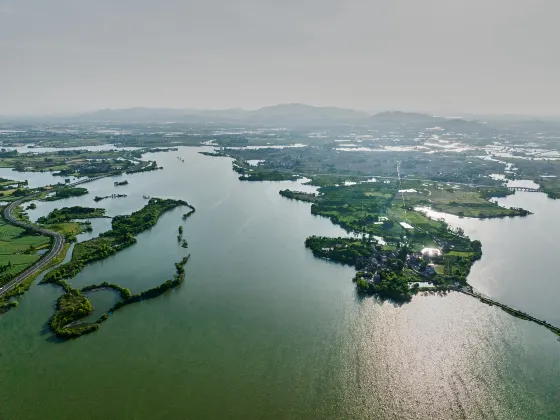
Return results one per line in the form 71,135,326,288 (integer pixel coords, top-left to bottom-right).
0,177,104,299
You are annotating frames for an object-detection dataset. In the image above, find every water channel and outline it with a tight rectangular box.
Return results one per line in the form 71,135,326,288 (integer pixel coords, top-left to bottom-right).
0,147,558,419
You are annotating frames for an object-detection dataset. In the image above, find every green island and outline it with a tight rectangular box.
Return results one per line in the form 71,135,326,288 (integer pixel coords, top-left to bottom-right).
37,206,106,224
177,225,189,248
43,186,89,201
94,193,127,202
41,198,190,338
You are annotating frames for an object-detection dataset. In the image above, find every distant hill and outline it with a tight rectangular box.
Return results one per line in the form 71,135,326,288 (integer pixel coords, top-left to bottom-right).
185,103,371,125
248,103,370,121
368,111,502,134
72,104,372,125
439,118,498,134
66,106,504,129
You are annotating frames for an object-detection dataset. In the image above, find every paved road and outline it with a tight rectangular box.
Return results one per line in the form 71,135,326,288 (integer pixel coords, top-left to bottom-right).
0,177,104,299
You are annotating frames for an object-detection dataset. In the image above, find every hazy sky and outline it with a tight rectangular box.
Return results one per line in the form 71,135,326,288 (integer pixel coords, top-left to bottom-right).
1,0,559,115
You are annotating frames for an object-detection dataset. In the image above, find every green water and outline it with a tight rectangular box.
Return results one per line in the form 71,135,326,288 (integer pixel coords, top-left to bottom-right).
1,148,559,419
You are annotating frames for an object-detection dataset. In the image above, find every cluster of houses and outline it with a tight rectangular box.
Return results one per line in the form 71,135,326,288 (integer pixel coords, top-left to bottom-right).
407,248,443,276
357,248,401,285
357,246,443,285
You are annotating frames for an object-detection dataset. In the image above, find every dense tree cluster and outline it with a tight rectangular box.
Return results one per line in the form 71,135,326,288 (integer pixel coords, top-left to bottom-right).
305,236,373,266
37,206,105,224
43,187,88,201
279,189,320,203
107,198,186,237
49,289,97,338
355,271,412,302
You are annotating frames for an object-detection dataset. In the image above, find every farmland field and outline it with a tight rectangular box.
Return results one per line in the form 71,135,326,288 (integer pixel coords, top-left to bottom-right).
0,218,50,284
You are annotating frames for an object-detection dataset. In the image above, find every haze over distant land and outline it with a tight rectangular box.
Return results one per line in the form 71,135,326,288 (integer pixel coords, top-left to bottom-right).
3,105,560,129
0,0,559,115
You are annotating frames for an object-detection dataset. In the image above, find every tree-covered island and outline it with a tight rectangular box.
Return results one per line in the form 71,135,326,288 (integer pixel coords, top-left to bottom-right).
41,198,191,338
43,186,89,201
37,206,107,224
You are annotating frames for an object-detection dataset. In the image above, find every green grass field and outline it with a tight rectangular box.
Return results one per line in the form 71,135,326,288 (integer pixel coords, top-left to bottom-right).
447,251,475,258
401,186,526,218
0,218,50,283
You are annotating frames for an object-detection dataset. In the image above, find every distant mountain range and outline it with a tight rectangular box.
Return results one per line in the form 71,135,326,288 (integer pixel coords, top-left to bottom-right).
2,105,559,131
9,104,555,132
79,103,372,125
77,104,457,126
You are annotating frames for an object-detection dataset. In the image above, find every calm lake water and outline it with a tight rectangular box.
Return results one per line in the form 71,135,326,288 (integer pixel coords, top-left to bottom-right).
0,147,559,419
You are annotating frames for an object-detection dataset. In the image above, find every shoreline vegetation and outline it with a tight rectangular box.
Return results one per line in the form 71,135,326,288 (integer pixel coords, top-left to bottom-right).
50,255,190,338
279,189,320,203
232,160,301,182
40,197,191,338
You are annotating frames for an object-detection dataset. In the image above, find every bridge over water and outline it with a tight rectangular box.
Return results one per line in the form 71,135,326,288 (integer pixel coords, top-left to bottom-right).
459,288,560,338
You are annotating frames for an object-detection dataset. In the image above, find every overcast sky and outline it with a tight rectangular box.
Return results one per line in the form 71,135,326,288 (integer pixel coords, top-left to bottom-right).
1,0,559,115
